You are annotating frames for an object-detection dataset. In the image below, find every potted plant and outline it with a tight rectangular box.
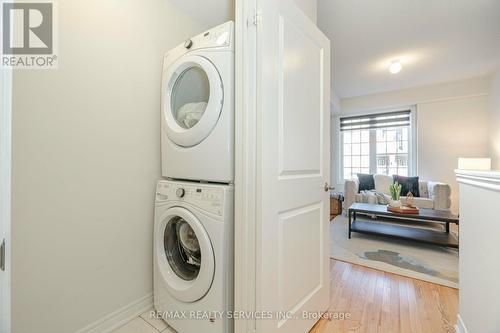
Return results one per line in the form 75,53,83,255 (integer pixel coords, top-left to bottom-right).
389,182,402,208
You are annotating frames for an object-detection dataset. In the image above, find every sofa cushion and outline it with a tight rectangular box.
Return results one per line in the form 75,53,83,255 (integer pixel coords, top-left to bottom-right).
393,175,420,197
428,182,452,210
357,173,375,193
419,181,429,198
358,190,378,204
374,192,390,205
374,174,393,195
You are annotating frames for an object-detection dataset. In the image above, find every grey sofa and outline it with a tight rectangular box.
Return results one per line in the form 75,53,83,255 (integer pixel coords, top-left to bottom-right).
344,174,452,212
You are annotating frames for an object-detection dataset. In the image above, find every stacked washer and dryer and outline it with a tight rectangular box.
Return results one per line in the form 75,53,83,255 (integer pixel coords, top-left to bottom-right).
154,21,234,333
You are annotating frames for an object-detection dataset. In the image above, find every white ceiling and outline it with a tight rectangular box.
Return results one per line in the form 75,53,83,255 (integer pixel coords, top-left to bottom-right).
318,0,500,98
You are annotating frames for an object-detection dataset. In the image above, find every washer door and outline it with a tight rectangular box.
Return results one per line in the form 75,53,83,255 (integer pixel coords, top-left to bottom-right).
162,55,224,147
156,207,215,303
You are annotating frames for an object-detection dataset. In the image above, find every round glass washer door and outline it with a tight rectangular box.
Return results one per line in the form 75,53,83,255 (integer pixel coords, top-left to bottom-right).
156,206,215,303
163,55,224,147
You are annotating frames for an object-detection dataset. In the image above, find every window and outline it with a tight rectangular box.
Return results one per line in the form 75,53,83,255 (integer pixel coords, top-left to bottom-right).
340,110,414,180
375,127,409,176
342,130,370,180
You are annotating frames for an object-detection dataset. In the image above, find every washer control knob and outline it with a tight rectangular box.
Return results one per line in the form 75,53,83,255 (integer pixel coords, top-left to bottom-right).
176,188,185,198
184,39,193,49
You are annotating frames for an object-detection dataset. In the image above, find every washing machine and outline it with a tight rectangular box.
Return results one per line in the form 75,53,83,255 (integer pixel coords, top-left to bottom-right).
154,180,234,333
161,21,234,183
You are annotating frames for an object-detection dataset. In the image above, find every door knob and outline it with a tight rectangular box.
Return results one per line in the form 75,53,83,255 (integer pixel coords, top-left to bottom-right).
324,182,335,192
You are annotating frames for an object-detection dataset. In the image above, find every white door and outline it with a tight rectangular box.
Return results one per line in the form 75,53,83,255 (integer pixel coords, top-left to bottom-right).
256,0,331,332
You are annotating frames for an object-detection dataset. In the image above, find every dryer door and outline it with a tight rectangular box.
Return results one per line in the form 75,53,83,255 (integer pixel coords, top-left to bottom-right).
156,207,215,302
162,55,224,147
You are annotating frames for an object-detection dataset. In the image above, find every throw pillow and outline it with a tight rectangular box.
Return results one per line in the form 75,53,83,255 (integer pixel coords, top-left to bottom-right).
373,174,393,194
357,173,375,193
359,190,378,204
393,175,420,197
374,192,390,205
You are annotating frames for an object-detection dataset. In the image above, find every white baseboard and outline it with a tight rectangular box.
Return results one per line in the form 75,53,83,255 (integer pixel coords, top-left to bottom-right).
75,293,153,333
455,314,468,333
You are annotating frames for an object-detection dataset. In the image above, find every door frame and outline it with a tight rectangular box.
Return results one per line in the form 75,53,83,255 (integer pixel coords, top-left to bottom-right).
0,60,12,333
234,0,258,332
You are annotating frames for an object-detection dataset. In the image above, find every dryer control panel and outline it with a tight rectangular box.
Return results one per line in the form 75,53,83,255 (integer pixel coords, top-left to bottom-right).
163,21,234,66
156,181,225,216
188,21,233,50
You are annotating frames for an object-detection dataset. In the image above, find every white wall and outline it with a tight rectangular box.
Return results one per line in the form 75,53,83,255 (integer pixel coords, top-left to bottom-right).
488,70,500,169
335,76,491,213
294,0,317,23
168,0,234,30
11,1,202,332
340,76,490,112
417,96,489,213
456,170,500,333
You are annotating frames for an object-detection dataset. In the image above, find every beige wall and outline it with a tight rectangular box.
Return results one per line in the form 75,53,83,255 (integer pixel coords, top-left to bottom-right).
488,70,500,169
11,1,202,332
336,77,491,213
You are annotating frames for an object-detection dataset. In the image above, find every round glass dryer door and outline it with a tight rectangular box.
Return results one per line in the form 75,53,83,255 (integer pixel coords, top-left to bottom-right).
163,55,224,147
156,207,215,302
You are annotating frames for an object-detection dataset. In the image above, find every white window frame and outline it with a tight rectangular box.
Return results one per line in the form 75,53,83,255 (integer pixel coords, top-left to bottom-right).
334,106,418,185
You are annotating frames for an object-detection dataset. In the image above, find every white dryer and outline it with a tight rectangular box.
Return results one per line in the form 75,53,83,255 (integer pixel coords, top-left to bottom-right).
154,180,234,333
161,21,234,183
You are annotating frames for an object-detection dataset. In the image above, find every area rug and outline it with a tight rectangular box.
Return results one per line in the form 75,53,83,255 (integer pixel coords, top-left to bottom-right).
330,215,459,288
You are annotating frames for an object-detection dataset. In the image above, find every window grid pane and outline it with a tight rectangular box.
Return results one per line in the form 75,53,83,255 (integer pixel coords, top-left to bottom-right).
342,130,370,180
343,120,411,181
375,127,409,177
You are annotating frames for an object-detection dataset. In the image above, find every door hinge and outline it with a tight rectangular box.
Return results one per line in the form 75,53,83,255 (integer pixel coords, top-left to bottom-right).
252,8,262,26
0,239,5,271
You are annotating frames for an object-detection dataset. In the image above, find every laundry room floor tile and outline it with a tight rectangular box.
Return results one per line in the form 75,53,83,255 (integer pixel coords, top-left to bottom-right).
140,311,169,331
111,317,159,333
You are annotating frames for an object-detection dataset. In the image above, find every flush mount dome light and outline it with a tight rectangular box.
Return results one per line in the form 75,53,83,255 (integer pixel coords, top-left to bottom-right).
389,60,402,74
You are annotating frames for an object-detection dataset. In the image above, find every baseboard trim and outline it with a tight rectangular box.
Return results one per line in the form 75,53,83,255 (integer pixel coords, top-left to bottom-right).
75,293,153,333
455,314,468,333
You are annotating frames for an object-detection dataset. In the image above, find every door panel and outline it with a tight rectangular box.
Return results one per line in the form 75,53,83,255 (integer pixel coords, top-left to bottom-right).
257,0,331,332
279,15,323,178
279,204,322,315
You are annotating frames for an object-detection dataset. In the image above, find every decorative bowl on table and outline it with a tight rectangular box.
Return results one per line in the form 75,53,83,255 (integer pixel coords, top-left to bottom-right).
387,204,419,214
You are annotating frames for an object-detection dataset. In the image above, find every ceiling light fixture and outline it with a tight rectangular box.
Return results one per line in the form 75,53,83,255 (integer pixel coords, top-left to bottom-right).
389,60,402,74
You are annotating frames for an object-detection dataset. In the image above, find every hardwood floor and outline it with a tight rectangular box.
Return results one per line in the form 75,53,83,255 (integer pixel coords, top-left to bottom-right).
309,259,458,333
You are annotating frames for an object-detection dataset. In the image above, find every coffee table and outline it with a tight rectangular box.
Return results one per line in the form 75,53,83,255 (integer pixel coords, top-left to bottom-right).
348,203,459,248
